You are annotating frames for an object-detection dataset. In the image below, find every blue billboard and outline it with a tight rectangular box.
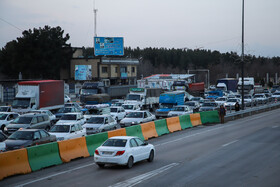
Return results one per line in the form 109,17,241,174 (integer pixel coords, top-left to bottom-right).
75,65,92,80
94,37,124,56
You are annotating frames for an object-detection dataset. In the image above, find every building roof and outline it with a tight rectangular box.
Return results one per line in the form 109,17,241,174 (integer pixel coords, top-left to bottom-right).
101,57,139,65
144,74,195,80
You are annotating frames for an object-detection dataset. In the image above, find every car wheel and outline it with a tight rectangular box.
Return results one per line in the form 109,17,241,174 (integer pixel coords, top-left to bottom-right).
1,125,5,132
147,150,154,162
97,163,105,168
127,156,134,169
114,126,117,130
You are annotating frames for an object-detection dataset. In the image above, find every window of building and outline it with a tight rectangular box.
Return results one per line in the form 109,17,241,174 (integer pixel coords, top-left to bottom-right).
115,67,118,73
132,66,135,73
102,67,108,73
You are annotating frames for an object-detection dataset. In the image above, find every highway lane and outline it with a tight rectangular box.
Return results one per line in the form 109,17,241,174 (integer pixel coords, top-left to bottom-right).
1,108,280,187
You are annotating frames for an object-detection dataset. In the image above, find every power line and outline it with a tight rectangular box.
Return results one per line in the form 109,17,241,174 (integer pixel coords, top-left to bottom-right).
0,17,23,32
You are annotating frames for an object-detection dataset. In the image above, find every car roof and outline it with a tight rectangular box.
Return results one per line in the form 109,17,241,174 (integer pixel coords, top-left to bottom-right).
91,114,111,117
108,136,138,140
21,113,47,117
63,112,80,115
0,112,18,114
18,129,41,132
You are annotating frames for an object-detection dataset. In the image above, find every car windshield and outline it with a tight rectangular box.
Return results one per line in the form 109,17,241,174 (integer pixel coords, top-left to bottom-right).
273,93,280,96
50,125,70,133
87,117,104,124
254,95,264,98
12,116,33,124
12,98,30,108
0,107,9,112
202,103,216,107
60,115,76,120
58,108,73,113
102,139,127,147
127,94,141,101
126,112,143,118
114,103,123,106
110,108,118,112
123,105,134,110
0,114,8,120
185,102,195,106
191,97,201,101
171,107,185,111
80,89,98,95
216,98,226,101
8,131,34,140
244,96,251,99
160,103,174,109
64,103,74,107
227,99,238,102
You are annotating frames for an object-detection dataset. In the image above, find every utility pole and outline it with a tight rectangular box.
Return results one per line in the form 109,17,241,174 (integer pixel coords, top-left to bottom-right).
94,0,98,37
241,0,245,110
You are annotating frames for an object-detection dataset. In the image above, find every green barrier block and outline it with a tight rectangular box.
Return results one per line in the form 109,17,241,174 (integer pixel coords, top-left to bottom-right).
27,142,62,172
179,115,193,129
154,119,170,136
200,110,220,124
125,125,145,141
85,132,108,156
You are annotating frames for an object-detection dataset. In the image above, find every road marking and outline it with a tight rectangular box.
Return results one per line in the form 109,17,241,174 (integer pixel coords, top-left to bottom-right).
109,163,179,187
222,140,239,147
272,126,279,128
15,163,96,187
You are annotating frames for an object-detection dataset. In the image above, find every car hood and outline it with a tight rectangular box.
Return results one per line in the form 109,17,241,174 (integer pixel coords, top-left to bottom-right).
84,123,103,128
56,120,77,125
200,106,216,110
7,123,30,129
120,118,143,123
49,132,68,137
156,108,171,112
225,102,236,106
168,111,185,115
5,139,32,148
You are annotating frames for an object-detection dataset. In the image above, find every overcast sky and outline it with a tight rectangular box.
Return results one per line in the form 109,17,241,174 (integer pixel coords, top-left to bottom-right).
0,0,279,57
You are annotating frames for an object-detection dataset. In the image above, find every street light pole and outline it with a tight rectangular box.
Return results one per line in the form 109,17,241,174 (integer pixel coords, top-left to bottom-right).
241,0,245,110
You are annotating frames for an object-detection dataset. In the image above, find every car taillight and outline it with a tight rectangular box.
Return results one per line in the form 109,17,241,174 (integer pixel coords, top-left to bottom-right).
95,149,100,155
115,150,125,156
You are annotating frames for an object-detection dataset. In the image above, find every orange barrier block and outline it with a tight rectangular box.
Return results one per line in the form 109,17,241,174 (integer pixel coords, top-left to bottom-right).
190,113,202,126
108,128,127,138
58,137,90,163
0,148,31,180
140,121,158,140
166,116,182,133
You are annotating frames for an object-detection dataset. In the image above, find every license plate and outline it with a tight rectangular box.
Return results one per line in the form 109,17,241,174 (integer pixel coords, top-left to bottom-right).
102,151,113,155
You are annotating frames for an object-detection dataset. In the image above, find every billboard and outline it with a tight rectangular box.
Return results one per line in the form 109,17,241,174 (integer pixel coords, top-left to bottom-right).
75,65,92,80
94,37,124,56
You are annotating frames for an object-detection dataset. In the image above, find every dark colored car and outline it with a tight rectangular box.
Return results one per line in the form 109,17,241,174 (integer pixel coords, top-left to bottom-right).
5,129,56,151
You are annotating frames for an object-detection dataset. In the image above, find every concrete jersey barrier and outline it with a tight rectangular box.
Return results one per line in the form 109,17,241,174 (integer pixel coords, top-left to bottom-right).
166,116,182,133
125,125,145,141
108,128,127,138
179,114,193,129
27,142,63,172
199,111,220,124
140,121,158,140
85,132,108,156
190,113,202,126
154,119,170,136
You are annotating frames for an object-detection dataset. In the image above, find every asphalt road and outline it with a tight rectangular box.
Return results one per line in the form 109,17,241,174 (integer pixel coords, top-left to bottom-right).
1,108,280,187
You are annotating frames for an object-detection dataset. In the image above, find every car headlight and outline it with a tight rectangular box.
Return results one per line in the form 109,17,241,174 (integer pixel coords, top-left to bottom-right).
131,121,139,125
4,127,7,131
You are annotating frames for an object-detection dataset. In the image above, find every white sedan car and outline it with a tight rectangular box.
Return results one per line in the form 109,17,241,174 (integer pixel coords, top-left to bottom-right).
49,123,85,141
56,112,86,126
110,106,126,121
84,115,117,135
0,112,20,132
94,136,155,168
120,111,155,128
168,105,192,117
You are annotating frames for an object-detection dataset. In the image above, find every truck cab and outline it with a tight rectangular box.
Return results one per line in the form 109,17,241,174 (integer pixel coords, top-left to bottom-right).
12,90,37,113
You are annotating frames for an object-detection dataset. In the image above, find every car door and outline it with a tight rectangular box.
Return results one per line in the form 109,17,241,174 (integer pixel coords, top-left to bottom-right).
30,117,40,129
103,117,110,131
120,108,126,119
134,138,150,160
39,130,52,143
142,112,149,123
33,131,43,145
108,116,116,130
129,138,142,162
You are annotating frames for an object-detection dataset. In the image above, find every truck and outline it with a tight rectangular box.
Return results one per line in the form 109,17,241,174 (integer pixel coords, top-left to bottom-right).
79,81,136,105
11,80,64,113
237,77,255,96
206,90,224,100
216,78,238,92
188,82,205,97
125,88,163,111
155,91,185,119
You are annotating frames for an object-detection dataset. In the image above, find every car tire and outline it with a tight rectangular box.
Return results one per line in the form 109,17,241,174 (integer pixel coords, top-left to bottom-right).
147,150,154,162
97,163,105,168
127,156,134,169
1,125,5,132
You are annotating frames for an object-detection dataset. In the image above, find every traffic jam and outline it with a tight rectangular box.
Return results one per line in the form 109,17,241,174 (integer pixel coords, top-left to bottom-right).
0,77,280,168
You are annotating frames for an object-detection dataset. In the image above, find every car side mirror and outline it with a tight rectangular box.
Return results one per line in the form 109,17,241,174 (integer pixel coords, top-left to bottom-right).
33,137,39,141
142,142,148,146
70,130,75,133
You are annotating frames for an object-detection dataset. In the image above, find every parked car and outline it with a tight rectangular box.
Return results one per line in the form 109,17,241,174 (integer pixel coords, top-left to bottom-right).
243,95,257,106
271,91,280,101
64,95,71,103
4,129,56,151
84,115,117,135
49,123,85,141
5,113,52,135
110,106,126,121
0,130,8,152
30,110,56,125
224,98,242,110
184,101,200,113
55,107,82,120
168,105,192,117
64,102,82,110
215,97,228,106
0,106,12,112
199,102,219,112
0,112,20,132
122,103,141,114
94,136,155,168
253,94,268,104
120,111,155,128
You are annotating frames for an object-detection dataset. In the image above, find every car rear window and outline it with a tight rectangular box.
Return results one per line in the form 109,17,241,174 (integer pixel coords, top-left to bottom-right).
102,139,127,147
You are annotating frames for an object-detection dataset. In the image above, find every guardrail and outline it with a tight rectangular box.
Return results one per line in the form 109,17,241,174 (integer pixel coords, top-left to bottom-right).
225,102,280,122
